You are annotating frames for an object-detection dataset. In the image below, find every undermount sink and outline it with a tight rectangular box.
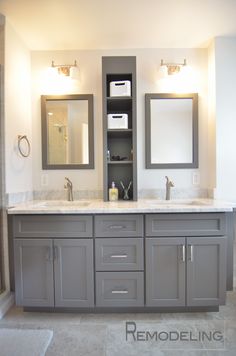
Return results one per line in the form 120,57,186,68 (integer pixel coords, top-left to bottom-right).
147,199,208,206
34,200,91,208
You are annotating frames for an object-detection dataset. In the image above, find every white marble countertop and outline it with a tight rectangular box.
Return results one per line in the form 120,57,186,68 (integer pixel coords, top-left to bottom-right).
7,198,236,214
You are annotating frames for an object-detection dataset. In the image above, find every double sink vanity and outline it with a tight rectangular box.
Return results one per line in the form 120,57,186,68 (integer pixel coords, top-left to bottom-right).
8,198,235,313
7,56,235,313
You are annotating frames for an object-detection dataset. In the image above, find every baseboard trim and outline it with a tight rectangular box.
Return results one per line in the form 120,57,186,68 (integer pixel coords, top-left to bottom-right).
0,291,14,319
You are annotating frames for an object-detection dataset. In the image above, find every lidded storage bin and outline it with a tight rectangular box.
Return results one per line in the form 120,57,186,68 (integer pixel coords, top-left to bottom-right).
110,80,131,97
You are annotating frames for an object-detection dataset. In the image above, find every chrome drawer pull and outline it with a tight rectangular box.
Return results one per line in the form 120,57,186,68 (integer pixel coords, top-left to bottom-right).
109,225,125,230
190,245,194,262
188,245,194,262
111,290,128,294
110,254,128,258
182,245,185,262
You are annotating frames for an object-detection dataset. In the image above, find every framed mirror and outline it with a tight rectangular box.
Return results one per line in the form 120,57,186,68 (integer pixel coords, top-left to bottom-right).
145,93,198,169
41,94,94,169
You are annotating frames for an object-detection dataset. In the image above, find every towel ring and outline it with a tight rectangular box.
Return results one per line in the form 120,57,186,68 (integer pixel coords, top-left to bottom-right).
18,135,31,157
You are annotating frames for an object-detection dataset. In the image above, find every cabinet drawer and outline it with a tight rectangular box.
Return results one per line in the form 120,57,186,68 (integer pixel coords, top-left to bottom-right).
96,271,144,307
95,238,144,271
13,215,93,238
145,213,226,237
95,215,143,237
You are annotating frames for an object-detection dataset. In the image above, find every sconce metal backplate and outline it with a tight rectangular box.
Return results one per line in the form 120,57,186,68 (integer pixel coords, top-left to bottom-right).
161,59,187,75
51,60,77,77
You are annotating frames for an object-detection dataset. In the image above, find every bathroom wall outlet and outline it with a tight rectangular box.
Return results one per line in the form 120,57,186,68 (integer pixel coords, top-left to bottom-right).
192,172,200,186
41,174,48,186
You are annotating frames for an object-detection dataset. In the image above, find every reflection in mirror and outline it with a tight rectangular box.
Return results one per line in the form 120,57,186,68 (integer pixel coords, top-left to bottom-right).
41,95,94,169
145,93,198,169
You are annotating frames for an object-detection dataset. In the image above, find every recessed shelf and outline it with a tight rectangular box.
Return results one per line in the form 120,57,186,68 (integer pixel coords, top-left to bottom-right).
107,129,132,138
108,160,133,165
107,97,132,111
107,96,132,100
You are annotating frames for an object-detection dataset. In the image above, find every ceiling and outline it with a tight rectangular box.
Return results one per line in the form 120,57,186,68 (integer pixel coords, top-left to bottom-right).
0,0,236,50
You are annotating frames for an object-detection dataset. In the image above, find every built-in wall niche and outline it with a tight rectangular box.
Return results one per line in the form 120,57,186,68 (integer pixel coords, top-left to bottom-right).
41,94,94,169
102,56,137,201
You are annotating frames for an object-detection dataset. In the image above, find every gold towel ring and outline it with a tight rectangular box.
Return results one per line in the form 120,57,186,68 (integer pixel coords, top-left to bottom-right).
18,135,31,157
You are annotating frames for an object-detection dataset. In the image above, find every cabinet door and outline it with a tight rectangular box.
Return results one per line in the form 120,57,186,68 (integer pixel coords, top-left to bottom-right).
146,238,186,307
54,239,94,307
187,237,227,306
14,239,54,307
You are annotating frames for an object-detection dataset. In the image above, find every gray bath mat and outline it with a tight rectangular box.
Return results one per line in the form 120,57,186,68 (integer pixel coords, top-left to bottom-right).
0,328,53,356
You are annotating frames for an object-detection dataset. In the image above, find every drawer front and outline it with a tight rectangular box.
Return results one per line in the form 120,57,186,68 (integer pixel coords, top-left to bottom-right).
95,215,143,237
13,215,93,238
95,238,144,271
96,271,144,307
145,213,226,237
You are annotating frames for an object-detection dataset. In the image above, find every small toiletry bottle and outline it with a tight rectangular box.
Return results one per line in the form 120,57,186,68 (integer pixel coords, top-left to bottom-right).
109,181,119,201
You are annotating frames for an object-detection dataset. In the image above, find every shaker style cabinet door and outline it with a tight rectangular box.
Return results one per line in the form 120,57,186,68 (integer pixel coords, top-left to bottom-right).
14,239,54,307
146,238,186,307
54,239,94,307
187,236,227,306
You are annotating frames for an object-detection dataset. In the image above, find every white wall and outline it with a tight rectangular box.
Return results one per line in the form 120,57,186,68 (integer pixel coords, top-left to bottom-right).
5,19,32,194
214,37,236,201
207,41,216,192
31,48,208,194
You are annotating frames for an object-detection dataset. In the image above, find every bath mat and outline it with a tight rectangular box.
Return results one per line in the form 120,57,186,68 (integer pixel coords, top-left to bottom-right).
0,328,53,356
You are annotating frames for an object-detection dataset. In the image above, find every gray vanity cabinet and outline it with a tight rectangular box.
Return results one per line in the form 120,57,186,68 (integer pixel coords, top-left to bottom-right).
146,236,227,307
11,212,230,311
14,239,54,307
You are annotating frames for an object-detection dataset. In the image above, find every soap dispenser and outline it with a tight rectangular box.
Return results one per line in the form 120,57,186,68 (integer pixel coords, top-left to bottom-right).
109,181,119,201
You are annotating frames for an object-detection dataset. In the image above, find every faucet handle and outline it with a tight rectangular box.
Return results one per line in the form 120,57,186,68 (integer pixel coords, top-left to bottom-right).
65,177,72,186
165,176,174,187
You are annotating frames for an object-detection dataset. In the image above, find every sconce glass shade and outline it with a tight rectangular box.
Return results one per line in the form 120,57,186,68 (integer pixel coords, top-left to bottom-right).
69,65,79,80
51,60,78,79
57,66,70,76
159,64,168,78
160,59,187,76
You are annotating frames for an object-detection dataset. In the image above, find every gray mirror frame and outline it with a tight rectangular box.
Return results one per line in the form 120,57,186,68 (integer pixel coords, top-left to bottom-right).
41,94,94,170
145,93,198,169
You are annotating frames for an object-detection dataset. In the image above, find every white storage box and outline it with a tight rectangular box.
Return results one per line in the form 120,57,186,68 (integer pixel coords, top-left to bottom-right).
107,114,128,129
110,80,131,97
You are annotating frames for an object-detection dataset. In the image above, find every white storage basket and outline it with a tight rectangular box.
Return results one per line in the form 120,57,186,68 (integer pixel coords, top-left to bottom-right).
107,114,128,129
110,80,131,97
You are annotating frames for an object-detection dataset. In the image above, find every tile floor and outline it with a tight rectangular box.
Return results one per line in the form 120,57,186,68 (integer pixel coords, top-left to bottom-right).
1,247,236,356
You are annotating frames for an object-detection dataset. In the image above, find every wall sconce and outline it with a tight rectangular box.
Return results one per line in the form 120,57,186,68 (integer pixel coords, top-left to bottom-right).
51,60,78,78
160,59,187,75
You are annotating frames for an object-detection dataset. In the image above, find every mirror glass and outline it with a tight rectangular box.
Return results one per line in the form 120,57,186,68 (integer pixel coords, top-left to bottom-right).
41,94,94,169
145,93,198,168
